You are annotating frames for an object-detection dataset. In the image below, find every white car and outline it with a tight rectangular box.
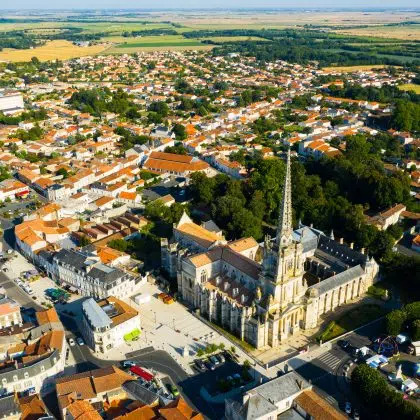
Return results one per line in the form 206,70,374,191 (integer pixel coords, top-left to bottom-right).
68,338,75,346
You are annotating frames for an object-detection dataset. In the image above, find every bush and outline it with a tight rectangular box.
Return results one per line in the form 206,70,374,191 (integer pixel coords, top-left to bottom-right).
386,309,407,336
367,284,388,299
411,319,420,341
108,239,128,252
404,302,420,322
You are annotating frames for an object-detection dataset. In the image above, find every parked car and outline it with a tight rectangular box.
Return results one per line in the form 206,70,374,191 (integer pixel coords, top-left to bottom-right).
209,355,220,366
76,337,84,345
122,360,137,368
338,340,350,350
205,360,216,371
68,338,75,346
167,383,179,397
353,408,360,420
194,359,206,372
24,287,33,295
345,402,352,415
216,353,225,364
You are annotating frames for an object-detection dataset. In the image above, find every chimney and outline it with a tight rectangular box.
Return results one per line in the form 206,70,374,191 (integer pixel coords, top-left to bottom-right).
224,282,230,292
241,294,247,304
361,247,365,254
232,288,239,297
339,238,344,244
350,242,354,249
310,223,313,228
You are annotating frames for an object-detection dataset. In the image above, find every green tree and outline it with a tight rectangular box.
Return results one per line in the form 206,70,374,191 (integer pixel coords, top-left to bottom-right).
56,168,69,179
108,239,128,252
386,309,407,336
172,123,187,140
79,235,91,247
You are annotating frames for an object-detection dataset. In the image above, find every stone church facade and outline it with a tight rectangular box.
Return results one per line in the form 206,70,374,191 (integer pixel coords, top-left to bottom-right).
162,149,379,349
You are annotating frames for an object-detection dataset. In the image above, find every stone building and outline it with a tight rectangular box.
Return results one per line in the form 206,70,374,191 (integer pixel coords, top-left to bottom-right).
163,149,379,349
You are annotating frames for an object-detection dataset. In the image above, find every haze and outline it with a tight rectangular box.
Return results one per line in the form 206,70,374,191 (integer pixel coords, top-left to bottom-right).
2,1,419,9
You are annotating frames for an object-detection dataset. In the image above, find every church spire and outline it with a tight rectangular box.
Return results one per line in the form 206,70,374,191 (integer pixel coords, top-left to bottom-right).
276,148,293,247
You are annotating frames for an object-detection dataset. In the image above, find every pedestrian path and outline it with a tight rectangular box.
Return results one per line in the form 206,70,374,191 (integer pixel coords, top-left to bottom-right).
317,351,341,371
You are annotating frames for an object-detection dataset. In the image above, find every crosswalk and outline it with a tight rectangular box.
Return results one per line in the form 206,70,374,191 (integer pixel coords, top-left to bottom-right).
317,351,342,370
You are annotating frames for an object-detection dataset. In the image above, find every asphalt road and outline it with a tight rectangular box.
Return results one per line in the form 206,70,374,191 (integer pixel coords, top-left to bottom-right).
0,269,43,311
293,318,385,413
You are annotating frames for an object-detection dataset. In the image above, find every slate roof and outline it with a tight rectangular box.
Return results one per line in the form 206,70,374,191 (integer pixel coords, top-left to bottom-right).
54,249,127,285
122,380,159,406
309,264,365,296
236,372,311,419
0,394,21,418
82,298,112,329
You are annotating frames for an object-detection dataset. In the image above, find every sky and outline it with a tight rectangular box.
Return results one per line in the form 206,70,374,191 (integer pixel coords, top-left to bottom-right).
1,1,419,9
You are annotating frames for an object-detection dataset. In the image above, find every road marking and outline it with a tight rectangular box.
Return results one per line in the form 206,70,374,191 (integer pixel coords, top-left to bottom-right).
318,352,341,370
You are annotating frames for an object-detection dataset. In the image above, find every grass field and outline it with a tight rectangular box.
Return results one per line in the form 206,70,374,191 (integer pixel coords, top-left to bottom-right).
398,84,420,94
0,40,109,62
107,35,212,53
108,45,214,54
202,36,270,42
317,304,386,343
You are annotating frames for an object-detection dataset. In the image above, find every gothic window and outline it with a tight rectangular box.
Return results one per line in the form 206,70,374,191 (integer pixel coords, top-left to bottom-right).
231,271,236,280
223,264,228,274
200,271,207,283
240,275,245,285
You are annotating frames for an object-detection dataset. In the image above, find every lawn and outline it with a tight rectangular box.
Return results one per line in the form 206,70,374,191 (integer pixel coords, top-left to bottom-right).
398,84,420,94
0,40,109,62
317,304,387,343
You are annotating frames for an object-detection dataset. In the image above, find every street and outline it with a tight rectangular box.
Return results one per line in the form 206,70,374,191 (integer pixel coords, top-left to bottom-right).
293,318,385,413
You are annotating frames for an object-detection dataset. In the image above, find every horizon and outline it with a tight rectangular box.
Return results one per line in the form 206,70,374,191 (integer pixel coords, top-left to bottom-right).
1,4,419,11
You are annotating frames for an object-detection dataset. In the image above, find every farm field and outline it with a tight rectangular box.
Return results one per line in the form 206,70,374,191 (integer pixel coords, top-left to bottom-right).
201,36,270,43
398,84,420,94
323,64,396,72
108,45,214,54
0,21,175,35
106,35,211,53
0,40,109,62
337,24,420,41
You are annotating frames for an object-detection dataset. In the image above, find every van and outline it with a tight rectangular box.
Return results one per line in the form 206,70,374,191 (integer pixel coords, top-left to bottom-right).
122,360,137,368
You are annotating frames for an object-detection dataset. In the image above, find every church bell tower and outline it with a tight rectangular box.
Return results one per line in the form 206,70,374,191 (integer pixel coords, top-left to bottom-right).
261,149,304,306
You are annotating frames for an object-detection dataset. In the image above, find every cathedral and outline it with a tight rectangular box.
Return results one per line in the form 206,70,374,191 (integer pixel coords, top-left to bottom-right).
161,149,379,349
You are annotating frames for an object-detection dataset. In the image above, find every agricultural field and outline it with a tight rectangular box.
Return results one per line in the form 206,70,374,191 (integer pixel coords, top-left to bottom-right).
0,10,418,62
106,35,210,54
337,24,420,41
0,40,109,62
323,64,398,72
200,36,270,43
398,84,420,94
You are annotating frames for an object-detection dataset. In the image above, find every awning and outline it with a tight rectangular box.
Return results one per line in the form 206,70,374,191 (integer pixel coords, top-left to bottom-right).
124,328,141,342
130,365,153,381
16,190,29,197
